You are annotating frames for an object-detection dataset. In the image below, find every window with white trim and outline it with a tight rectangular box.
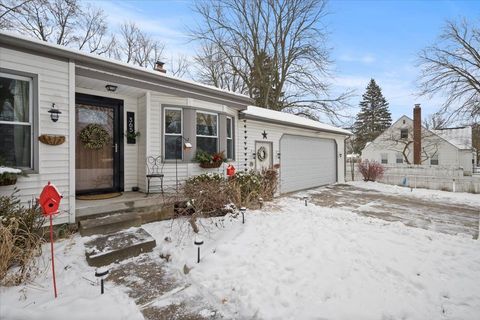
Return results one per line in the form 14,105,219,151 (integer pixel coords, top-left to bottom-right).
396,152,403,164
164,108,182,160
0,73,33,169
196,111,218,154
226,117,234,159
430,153,439,165
381,153,388,164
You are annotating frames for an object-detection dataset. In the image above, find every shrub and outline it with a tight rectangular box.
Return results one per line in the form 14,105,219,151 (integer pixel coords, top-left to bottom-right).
182,170,278,232
357,160,384,182
0,190,45,285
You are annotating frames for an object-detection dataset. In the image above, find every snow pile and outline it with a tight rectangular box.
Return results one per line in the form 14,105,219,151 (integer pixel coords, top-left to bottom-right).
0,166,21,174
147,197,480,319
348,180,480,207
0,237,142,320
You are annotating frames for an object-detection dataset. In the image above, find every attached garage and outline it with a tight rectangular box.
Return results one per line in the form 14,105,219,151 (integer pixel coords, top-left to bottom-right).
239,106,351,194
280,135,337,193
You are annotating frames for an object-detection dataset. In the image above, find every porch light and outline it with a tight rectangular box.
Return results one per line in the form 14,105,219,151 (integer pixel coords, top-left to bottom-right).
105,84,118,92
48,103,62,122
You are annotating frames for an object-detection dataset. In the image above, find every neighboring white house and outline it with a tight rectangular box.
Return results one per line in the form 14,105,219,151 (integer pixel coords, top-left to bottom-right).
361,108,476,173
0,31,351,225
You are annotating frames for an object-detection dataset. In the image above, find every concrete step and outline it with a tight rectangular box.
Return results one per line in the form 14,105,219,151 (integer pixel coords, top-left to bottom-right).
79,211,142,237
84,228,156,267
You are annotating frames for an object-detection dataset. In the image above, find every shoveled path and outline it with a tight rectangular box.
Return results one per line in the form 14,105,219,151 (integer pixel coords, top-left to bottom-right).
107,253,221,320
304,184,479,238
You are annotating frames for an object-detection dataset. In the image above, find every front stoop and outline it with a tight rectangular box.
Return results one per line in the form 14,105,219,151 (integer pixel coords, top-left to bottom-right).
84,228,156,267
79,212,142,237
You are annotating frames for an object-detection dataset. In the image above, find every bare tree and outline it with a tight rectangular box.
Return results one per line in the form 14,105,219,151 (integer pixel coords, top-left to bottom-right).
1,0,112,54
418,19,480,122
0,0,33,28
380,126,442,165
194,42,248,92
422,112,448,130
191,0,352,121
166,54,191,78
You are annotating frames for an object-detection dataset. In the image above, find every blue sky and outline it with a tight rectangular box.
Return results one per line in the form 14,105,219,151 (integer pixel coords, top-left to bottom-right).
87,0,480,123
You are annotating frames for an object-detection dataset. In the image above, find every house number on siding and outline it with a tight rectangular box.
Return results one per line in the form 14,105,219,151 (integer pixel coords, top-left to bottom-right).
127,112,136,144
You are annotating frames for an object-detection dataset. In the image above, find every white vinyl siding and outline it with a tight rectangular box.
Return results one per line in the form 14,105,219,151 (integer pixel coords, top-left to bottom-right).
0,46,72,224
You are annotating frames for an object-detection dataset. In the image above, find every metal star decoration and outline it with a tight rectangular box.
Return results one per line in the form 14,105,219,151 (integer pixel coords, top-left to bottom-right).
262,130,268,139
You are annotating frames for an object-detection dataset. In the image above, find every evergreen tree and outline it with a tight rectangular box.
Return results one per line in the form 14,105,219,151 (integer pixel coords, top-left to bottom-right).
250,50,279,109
353,79,392,153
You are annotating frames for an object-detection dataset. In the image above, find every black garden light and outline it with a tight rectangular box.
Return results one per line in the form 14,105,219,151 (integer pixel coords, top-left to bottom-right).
240,207,246,224
258,197,264,209
194,237,204,263
303,196,308,206
48,103,62,122
95,267,109,294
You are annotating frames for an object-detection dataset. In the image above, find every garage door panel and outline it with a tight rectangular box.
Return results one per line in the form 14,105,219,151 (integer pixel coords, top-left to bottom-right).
280,135,336,193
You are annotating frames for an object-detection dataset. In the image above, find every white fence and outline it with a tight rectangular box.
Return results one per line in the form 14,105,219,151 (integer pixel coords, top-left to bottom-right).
346,163,480,194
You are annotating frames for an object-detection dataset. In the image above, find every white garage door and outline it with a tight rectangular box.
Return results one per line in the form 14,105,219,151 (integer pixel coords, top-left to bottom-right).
280,135,336,193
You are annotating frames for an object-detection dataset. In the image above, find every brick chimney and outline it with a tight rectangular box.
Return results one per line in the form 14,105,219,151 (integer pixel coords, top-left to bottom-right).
154,61,166,74
413,104,421,165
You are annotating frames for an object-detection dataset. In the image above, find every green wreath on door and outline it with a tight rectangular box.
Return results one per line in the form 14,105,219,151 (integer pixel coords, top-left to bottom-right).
79,124,111,150
257,146,267,161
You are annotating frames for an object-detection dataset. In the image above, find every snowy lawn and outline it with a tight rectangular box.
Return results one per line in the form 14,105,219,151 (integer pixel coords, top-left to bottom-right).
0,236,142,320
1,183,479,319
144,189,480,319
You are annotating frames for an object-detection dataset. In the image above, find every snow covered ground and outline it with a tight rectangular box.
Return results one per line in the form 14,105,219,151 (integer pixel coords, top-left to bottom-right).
0,237,142,320
1,182,479,319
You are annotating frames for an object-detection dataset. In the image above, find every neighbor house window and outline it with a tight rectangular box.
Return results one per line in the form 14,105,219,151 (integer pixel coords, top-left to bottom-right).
381,153,388,164
164,108,182,160
396,152,403,164
196,111,218,154
226,117,234,159
400,128,408,139
0,73,33,169
430,154,439,165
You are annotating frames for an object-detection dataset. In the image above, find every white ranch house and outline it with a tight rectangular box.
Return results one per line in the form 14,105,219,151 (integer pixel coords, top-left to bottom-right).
361,106,476,173
0,31,351,225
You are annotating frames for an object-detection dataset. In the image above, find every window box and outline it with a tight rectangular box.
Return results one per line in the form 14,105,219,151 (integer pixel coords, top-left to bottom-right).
199,161,223,169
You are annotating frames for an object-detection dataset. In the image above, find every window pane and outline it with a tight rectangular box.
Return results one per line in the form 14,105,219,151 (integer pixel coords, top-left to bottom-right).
165,109,181,134
0,76,30,122
197,137,217,154
165,135,182,160
226,118,232,138
197,112,217,136
0,124,31,167
227,139,234,159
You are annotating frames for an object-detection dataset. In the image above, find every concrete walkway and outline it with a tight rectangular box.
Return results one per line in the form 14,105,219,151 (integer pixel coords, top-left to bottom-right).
107,254,221,320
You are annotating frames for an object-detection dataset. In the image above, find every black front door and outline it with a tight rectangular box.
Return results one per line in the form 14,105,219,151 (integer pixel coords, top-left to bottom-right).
75,93,124,195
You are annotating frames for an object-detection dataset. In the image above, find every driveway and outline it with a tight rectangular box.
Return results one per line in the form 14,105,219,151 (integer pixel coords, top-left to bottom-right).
304,184,479,238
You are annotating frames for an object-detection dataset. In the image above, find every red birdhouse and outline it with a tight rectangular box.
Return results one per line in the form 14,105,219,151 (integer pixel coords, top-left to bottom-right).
39,182,62,216
226,164,236,177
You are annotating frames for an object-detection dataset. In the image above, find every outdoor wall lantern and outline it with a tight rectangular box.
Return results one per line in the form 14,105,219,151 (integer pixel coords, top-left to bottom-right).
339,153,343,158
105,84,118,92
48,103,62,122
